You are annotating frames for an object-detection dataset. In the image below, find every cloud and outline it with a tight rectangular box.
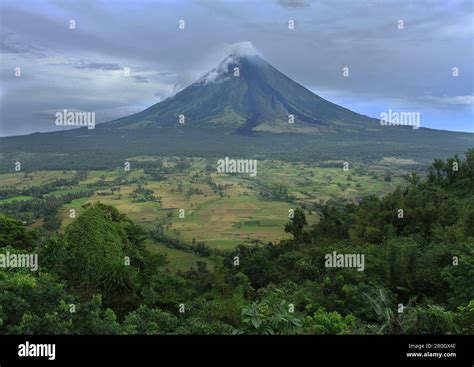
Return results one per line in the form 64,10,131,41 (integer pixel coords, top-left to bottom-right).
31,109,62,121
0,33,44,56
275,0,312,8
418,95,474,106
0,39,29,54
132,75,149,83
197,42,262,84
32,108,89,121
172,72,199,95
73,62,152,82
228,41,261,58
74,62,123,71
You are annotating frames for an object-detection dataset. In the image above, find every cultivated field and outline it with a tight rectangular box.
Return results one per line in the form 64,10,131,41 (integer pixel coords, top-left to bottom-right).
0,156,411,269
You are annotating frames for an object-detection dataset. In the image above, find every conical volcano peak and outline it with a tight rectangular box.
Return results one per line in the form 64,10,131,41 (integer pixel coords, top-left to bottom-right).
228,41,262,60
109,40,381,134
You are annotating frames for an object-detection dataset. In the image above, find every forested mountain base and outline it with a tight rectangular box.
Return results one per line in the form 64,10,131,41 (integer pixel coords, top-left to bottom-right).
1,125,473,173
0,150,472,335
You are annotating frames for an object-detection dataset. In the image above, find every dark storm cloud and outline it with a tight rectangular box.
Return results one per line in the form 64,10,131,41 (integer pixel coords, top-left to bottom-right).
0,0,472,135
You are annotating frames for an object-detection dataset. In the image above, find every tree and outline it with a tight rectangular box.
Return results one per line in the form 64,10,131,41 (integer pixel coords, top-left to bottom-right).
122,305,178,335
236,292,302,335
38,235,69,277
0,215,37,250
64,204,127,295
0,271,74,334
430,159,445,182
364,288,402,334
401,305,459,334
406,172,420,187
463,210,474,237
99,261,139,316
72,295,120,334
303,308,358,334
285,208,307,243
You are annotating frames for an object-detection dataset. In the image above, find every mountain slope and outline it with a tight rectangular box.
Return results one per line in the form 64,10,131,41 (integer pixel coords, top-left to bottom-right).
106,42,377,134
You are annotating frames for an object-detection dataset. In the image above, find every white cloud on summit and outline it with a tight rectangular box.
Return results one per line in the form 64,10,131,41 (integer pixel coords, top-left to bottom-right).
227,41,261,58
197,42,262,85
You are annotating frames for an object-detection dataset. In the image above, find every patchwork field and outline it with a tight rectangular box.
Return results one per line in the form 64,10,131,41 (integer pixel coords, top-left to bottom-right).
0,156,412,269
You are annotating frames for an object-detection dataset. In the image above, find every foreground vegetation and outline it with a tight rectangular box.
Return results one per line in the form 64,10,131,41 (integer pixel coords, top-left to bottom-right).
0,150,472,334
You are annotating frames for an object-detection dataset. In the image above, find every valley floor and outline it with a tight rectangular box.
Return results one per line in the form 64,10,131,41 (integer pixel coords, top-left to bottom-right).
0,156,413,270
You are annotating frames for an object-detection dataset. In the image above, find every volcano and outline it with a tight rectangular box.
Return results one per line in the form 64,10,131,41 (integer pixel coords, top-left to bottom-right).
1,42,473,167
107,42,377,134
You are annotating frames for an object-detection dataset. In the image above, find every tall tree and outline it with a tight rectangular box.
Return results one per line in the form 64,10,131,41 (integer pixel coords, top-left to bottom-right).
285,208,307,243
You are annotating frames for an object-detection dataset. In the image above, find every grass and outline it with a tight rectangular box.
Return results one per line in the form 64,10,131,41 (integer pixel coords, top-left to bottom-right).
145,241,213,272
168,194,295,248
0,171,76,188
0,195,34,204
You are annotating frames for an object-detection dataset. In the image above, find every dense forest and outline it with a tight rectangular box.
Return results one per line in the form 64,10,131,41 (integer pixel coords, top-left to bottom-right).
2,124,473,173
0,150,472,335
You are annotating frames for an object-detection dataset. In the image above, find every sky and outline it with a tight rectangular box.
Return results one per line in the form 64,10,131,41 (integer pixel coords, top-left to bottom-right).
0,0,473,136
